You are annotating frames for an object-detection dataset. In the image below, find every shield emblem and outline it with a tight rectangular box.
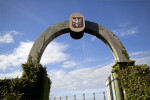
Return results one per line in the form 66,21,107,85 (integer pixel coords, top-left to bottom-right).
69,13,85,32
72,17,83,28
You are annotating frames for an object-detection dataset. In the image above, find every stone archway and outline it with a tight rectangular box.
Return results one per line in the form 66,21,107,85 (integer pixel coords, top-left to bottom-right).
26,13,135,100
27,20,130,63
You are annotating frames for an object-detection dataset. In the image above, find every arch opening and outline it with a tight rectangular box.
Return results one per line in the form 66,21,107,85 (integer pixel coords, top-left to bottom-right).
42,33,114,99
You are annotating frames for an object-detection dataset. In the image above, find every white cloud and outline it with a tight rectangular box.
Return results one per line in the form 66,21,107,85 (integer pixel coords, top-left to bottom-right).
0,30,20,44
84,58,96,62
130,50,150,56
61,61,78,68
41,42,69,65
49,62,114,91
0,41,69,71
0,70,22,79
0,33,13,43
91,36,97,41
130,50,150,66
118,22,130,27
133,56,150,66
112,23,138,37
0,41,33,71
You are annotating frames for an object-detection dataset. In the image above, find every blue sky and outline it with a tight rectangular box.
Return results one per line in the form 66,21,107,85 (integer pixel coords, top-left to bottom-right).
0,0,150,99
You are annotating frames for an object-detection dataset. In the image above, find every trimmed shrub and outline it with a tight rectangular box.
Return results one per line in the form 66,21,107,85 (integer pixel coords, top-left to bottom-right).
113,64,150,100
0,62,51,100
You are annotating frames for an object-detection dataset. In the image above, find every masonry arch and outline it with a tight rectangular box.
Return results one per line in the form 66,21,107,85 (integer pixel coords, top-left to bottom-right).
27,20,130,63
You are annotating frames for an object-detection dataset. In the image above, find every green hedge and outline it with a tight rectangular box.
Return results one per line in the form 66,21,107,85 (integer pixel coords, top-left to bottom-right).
113,63,150,100
0,62,51,100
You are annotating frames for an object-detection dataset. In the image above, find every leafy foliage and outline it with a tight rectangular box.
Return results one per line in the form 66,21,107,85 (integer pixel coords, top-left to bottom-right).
114,64,150,100
0,62,51,100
